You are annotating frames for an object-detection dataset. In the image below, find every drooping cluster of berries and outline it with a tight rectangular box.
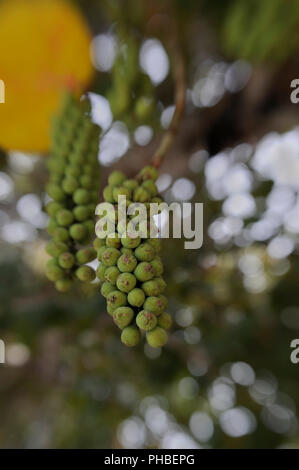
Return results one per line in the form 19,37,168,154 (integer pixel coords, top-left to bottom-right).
45,93,100,292
107,36,157,128
94,166,172,348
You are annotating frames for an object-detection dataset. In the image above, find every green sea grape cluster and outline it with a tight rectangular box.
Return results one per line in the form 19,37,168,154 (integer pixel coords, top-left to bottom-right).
45,93,100,292
94,166,172,348
107,36,157,128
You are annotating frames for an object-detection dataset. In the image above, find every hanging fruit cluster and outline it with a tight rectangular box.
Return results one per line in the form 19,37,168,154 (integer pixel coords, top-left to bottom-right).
107,36,157,128
94,166,172,348
45,93,100,292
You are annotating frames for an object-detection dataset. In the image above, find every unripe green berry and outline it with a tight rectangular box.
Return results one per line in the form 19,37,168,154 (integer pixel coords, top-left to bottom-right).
45,201,62,217
65,165,81,178
108,170,126,186
47,218,58,235
121,235,141,249
117,253,138,273
134,262,155,282
97,245,107,261
104,266,120,284
137,165,158,182
142,279,161,296
46,183,66,201
135,96,154,120
76,266,96,282
127,288,145,307
46,240,68,257
146,327,167,348
158,312,172,330
53,227,69,242
148,238,161,253
62,176,79,194
150,257,163,276
113,186,131,201
69,223,87,241
101,281,116,298
143,296,165,315
101,247,121,267
116,272,136,293
134,242,155,261
46,258,59,268
46,264,65,281
113,306,134,329
103,185,115,203
55,278,72,293
83,219,94,236
106,232,121,248
121,326,141,347
142,179,158,197
73,205,90,221
80,174,94,189
107,304,115,316
133,187,150,202
136,310,157,331
56,209,74,227
155,277,167,293
96,263,106,282
94,237,105,250
58,252,75,269
76,247,96,264
107,290,127,311
73,188,90,205
123,179,138,191
121,247,134,256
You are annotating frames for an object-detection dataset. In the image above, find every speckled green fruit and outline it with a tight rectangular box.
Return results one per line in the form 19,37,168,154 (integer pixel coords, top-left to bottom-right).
76,247,96,264
101,281,116,298
62,176,79,194
58,252,75,269
103,185,115,203
53,227,69,242
112,186,131,202
69,223,87,241
73,188,90,205
154,277,167,292
104,266,120,284
45,201,62,217
123,179,138,191
141,279,161,296
121,326,141,347
146,327,167,348
158,312,172,330
127,288,145,307
121,247,133,256
94,237,105,251
55,279,72,293
56,209,74,227
46,264,64,281
135,242,155,261
134,262,155,282
101,247,121,267
96,264,106,282
107,304,115,316
97,245,107,261
142,179,158,197
46,183,66,201
107,290,127,311
133,187,150,203
117,253,138,273
137,165,158,182
121,235,141,249
148,238,161,253
46,240,68,257
47,219,58,235
113,306,134,329
80,174,93,189
73,205,90,222
108,170,126,187
106,233,121,248
116,273,136,293
150,257,163,276
143,296,165,315
76,266,96,282
136,310,157,331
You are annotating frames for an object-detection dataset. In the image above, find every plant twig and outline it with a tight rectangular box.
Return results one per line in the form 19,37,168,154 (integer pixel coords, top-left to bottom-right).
152,34,186,168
